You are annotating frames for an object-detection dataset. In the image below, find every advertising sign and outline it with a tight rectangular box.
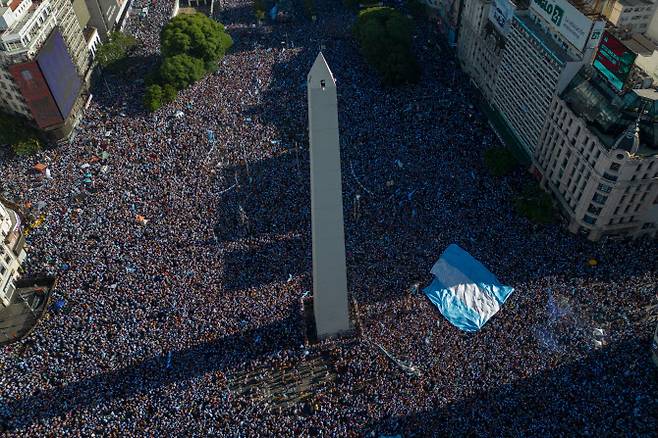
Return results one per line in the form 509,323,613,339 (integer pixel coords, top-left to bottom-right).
530,0,593,51
586,20,605,49
36,29,82,121
593,31,637,91
8,61,64,129
488,0,516,35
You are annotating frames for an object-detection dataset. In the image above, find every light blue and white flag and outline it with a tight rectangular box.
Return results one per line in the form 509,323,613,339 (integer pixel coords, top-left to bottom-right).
424,244,514,332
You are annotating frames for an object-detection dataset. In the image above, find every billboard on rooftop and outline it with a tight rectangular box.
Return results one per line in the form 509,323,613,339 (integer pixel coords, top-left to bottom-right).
530,0,594,51
593,31,637,92
36,29,82,121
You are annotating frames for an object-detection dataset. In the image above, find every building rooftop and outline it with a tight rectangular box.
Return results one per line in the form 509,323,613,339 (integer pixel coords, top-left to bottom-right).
622,33,656,56
7,0,22,11
0,276,54,346
561,66,658,157
0,0,38,41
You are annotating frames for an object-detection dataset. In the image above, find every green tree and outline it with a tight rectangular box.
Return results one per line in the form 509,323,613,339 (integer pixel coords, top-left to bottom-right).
353,7,419,85
0,111,43,155
144,84,164,112
159,54,206,90
162,83,178,103
484,147,519,176
160,13,233,72
95,32,137,70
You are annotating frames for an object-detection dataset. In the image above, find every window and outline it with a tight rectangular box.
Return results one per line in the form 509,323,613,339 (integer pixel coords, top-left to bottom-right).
610,162,621,171
598,183,612,193
583,215,596,225
587,204,602,215
592,193,607,204
603,172,618,182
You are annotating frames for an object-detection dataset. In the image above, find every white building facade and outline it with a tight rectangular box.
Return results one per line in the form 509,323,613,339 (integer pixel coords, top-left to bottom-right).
535,73,658,240
0,202,26,307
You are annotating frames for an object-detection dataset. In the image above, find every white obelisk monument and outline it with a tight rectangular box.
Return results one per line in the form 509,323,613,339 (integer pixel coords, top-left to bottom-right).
307,52,350,338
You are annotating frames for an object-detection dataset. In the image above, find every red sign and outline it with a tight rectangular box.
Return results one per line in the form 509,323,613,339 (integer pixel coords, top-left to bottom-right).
593,31,637,90
8,61,63,129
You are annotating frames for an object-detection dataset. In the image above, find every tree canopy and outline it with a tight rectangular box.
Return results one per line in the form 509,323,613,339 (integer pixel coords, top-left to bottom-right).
160,54,206,90
0,112,43,156
144,13,233,112
144,85,164,112
161,13,233,71
353,7,420,85
95,32,137,71
484,147,519,177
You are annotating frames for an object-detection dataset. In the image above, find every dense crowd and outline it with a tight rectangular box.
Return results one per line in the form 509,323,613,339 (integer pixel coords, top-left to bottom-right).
0,0,657,435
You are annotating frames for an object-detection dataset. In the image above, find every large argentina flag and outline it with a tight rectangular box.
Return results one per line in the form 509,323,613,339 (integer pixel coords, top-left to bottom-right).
424,244,514,332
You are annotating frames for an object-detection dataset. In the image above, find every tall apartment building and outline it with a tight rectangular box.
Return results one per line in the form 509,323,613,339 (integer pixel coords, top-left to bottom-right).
0,201,26,308
458,0,605,157
457,0,520,102
535,67,658,240
0,0,93,140
491,2,605,156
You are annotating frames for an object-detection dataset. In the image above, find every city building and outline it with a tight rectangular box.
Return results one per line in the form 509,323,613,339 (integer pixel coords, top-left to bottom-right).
457,0,522,103
626,32,658,81
603,0,657,38
83,0,129,40
534,66,658,240
0,0,93,140
491,0,605,156
458,0,605,157
0,201,26,308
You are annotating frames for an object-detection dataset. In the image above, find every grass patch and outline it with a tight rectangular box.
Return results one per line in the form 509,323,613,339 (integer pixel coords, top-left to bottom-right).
514,182,556,225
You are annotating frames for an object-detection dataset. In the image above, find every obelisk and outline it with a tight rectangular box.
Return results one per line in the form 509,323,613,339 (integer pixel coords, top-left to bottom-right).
307,52,350,338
